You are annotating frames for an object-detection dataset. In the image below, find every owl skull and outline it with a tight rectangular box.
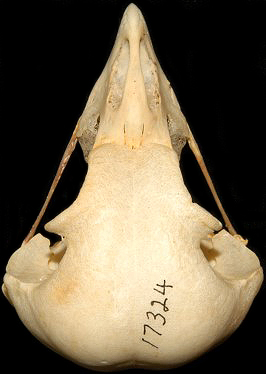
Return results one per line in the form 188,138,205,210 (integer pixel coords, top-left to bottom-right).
2,3,263,371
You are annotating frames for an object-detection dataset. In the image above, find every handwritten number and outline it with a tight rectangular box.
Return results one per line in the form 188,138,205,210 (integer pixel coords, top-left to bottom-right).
153,280,173,295
142,280,173,349
143,324,162,336
142,338,158,349
146,311,166,326
151,298,169,312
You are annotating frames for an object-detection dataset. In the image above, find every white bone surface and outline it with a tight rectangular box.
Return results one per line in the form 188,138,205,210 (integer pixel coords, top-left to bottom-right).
2,3,263,371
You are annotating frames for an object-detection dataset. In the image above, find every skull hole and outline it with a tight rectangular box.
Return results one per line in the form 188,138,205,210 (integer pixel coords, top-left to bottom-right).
41,230,67,271
48,238,67,271
200,238,220,268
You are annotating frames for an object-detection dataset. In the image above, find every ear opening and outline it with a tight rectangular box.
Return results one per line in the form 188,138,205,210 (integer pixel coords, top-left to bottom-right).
40,229,61,247
200,230,261,281
200,237,221,268
48,239,67,271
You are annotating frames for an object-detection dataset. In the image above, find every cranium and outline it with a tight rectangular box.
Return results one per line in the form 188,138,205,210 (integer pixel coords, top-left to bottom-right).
2,3,263,371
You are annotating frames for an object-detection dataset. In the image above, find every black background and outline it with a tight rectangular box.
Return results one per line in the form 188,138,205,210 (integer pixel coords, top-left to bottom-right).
0,0,265,372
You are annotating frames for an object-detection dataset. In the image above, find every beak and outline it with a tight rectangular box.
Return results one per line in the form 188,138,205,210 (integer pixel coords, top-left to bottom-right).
77,4,189,157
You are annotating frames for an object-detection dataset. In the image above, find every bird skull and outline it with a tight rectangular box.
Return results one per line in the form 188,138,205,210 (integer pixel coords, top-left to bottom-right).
2,3,263,371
